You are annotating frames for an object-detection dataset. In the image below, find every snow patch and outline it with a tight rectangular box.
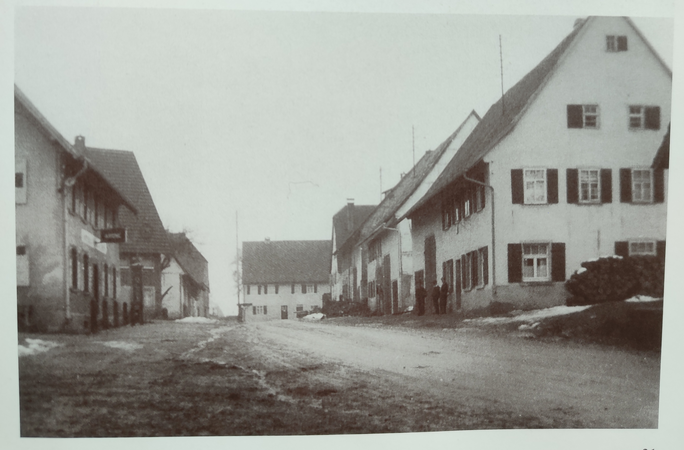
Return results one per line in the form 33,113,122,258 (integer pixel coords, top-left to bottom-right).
464,305,591,325
301,313,326,321
18,339,62,357
98,341,143,351
575,267,587,274
625,295,662,303
175,317,218,324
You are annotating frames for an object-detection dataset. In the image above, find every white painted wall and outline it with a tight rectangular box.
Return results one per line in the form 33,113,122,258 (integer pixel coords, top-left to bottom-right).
243,282,330,321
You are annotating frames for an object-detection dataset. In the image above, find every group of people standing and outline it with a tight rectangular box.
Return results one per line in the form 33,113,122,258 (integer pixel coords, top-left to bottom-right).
414,277,449,316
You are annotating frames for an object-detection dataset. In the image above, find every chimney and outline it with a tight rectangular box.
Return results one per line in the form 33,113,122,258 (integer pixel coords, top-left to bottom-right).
74,135,86,152
346,198,354,230
265,237,271,243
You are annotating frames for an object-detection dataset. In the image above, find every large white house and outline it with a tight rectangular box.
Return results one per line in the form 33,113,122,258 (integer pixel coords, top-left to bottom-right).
406,16,671,312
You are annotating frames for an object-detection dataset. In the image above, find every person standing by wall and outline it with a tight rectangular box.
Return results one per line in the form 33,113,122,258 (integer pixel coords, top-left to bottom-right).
440,277,449,315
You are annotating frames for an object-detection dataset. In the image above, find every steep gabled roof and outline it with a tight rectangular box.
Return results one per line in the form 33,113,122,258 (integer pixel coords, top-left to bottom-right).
242,240,332,284
168,233,210,291
85,148,170,255
14,85,137,213
408,18,589,214
332,204,376,252
355,111,481,244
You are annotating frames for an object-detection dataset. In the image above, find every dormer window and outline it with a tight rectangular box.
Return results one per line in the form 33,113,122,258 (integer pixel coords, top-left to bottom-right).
606,35,627,52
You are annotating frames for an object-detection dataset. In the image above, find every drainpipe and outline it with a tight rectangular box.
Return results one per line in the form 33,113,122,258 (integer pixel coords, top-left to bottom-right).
382,225,402,313
61,158,89,325
463,174,496,296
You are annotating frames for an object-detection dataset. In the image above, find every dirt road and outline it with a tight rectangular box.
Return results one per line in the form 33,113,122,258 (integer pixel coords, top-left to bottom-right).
18,317,659,436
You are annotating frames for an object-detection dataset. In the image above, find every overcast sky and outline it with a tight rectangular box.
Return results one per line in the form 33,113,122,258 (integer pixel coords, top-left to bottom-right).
12,4,674,316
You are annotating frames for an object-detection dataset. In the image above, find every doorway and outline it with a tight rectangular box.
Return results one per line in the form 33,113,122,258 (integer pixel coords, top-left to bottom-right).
281,305,288,320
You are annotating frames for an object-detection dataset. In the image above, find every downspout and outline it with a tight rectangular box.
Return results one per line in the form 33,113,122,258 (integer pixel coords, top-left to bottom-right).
61,158,88,325
463,174,496,296
382,225,402,313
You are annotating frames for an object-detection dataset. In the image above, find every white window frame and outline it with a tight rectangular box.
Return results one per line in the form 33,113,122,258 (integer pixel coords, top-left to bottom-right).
631,168,654,203
522,243,551,282
477,248,486,288
305,284,314,294
463,196,471,218
464,253,473,290
582,105,599,129
579,168,601,203
523,169,547,204
606,35,617,52
629,106,645,129
629,240,657,256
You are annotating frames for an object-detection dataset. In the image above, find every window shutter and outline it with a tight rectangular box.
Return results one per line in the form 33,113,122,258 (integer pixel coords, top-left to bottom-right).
314,284,318,293
566,169,579,204
471,251,478,287
302,284,306,294
482,246,489,285
551,243,566,282
614,241,629,258
600,169,612,203
252,306,256,315
620,169,632,203
654,168,665,203
547,169,558,204
441,198,448,230
291,284,295,294
511,169,524,204
264,306,268,315
508,244,522,283
645,107,660,130
15,158,27,204
461,255,466,289
656,241,666,261
567,105,583,128
617,36,628,51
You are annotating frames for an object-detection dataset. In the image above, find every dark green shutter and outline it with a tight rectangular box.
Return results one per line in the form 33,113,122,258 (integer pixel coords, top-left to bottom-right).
617,36,628,51
508,244,522,283
551,243,566,282
645,107,660,130
566,169,578,203
615,241,629,258
601,169,612,203
471,251,478,287
654,168,665,203
567,105,583,128
547,169,558,204
620,169,632,203
511,169,524,204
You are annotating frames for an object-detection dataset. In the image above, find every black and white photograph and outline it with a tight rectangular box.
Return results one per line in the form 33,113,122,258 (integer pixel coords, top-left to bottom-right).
3,0,683,448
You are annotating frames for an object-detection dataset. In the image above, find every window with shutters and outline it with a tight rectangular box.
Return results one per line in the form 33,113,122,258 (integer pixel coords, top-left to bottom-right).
477,247,486,288
606,35,627,52
463,253,473,290
463,193,471,218
632,169,653,202
70,248,78,289
629,106,660,130
579,169,601,203
275,284,279,294
522,244,550,282
246,285,251,295
524,169,547,204
83,254,89,292
253,305,266,315
567,105,599,129
629,240,656,256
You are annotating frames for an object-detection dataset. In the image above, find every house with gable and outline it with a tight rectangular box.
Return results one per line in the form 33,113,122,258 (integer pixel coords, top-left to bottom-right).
242,239,331,320
85,146,172,322
330,201,376,302
15,86,137,332
350,111,480,314
161,232,211,319
406,16,671,313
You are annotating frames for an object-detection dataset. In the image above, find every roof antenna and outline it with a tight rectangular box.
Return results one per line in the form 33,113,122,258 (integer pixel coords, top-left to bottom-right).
499,34,505,116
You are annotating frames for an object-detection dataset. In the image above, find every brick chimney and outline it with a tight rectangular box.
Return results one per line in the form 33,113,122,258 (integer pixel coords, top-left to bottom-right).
74,135,86,152
346,198,354,231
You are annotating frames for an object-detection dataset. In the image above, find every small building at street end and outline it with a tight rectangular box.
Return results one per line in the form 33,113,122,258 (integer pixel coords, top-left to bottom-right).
241,239,332,320
15,86,137,332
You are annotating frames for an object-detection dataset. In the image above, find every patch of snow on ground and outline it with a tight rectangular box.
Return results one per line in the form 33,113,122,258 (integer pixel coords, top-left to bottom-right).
625,295,662,303
301,313,326,321
18,339,62,357
98,341,143,351
175,317,218,324
464,305,591,325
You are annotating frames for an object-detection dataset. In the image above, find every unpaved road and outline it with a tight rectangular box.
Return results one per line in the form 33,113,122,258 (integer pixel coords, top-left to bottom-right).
18,317,659,436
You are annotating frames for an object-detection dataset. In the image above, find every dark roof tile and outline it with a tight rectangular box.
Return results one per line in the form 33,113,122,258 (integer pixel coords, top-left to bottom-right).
242,240,332,284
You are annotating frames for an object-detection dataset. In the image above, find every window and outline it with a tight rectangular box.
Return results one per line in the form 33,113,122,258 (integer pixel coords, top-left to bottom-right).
524,169,547,204
296,304,304,312
246,285,251,295
302,284,314,294
369,239,381,262
16,245,29,287
83,254,89,292
631,169,653,203
275,285,279,294
291,284,295,294
463,253,473,290
579,169,600,203
264,284,268,294
258,285,262,295
15,158,27,204
629,106,660,130
567,105,599,129
629,240,656,256
475,185,485,212
104,263,109,297
463,193,471,218
522,244,550,282
606,35,628,52
71,248,78,289
253,305,266,315
477,247,487,288
113,267,117,299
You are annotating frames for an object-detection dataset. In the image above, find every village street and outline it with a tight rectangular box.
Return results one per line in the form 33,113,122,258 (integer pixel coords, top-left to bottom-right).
18,317,659,436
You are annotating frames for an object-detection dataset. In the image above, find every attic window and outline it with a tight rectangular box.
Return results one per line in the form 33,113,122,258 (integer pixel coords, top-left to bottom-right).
606,35,627,52
567,105,599,129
